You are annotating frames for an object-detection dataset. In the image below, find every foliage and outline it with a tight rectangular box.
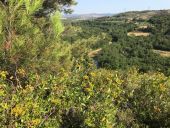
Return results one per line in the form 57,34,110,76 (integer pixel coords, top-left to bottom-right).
0,0,77,17
0,0,72,75
0,1,170,127
0,68,170,127
69,12,170,75
116,69,170,127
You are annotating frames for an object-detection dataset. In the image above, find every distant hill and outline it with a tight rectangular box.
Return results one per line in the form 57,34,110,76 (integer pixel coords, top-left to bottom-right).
63,9,170,21
114,9,170,20
63,13,114,20
65,9,170,75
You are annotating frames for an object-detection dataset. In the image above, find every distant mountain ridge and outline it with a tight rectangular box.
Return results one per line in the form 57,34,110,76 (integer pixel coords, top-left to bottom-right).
63,13,114,20
63,9,170,20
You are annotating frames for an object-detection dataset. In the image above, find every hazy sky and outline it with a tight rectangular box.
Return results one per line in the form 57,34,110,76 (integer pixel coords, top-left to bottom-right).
73,0,170,14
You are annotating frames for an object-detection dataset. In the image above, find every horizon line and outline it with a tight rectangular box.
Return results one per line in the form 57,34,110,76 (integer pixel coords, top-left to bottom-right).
70,8,170,15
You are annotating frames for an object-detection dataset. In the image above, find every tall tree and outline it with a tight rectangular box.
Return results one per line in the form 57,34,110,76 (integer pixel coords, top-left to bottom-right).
0,0,77,17
0,0,72,75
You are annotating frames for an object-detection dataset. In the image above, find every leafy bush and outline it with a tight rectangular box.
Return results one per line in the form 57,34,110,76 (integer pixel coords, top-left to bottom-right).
116,69,170,127
0,68,170,127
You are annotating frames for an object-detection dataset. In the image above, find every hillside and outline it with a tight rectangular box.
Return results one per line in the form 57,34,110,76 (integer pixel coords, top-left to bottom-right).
115,10,170,20
64,9,170,75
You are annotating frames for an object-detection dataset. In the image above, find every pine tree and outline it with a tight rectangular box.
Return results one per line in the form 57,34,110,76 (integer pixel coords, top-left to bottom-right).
0,0,72,75
0,0,77,17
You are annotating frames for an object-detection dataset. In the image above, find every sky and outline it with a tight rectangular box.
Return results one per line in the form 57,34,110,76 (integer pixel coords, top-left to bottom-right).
73,0,170,14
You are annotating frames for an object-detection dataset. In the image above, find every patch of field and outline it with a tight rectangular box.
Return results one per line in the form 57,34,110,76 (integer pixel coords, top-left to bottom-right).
88,48,102,58
127,31,150,37
153,49,170,57
138,25,148,29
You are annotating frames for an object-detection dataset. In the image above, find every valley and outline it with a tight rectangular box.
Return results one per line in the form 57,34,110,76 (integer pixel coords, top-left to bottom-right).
64,9,170,75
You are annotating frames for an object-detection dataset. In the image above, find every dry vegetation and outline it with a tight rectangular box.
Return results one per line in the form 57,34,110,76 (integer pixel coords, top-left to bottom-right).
88,48,102,57
138,25,149,29
153,49,170,57
127,31,150,37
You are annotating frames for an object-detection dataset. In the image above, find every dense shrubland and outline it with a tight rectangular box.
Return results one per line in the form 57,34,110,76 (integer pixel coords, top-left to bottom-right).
0,1,170,127
1,67,170,127
68,13,170,75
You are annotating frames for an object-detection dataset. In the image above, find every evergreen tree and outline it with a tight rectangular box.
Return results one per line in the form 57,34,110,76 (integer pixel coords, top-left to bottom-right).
0,0,77,17
0,0,72,75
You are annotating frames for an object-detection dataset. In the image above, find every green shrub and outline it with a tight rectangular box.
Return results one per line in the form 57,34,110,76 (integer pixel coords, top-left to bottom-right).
116,69,170,127
0,68,170,127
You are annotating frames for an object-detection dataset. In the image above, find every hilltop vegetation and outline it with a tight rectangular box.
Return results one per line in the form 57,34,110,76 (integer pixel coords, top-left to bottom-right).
65,10,170,75
0,1,170,127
